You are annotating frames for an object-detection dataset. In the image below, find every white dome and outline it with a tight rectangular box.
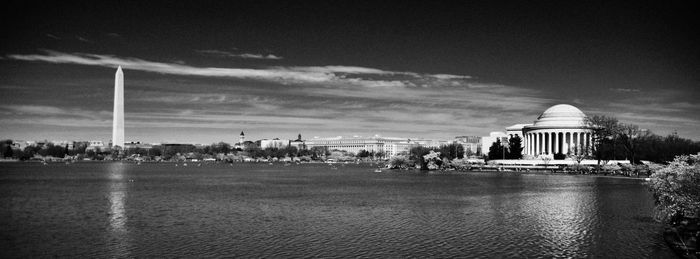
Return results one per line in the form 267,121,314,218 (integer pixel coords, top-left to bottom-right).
531,104,587,128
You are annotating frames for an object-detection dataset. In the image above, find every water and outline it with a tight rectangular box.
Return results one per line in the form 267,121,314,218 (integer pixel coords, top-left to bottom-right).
0,162,673,258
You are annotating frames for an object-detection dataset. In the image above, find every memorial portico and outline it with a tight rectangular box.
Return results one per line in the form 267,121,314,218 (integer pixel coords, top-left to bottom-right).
519,104,594,156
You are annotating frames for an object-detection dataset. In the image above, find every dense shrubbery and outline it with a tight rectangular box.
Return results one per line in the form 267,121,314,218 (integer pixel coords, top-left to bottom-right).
487,136,523,160
388,156,412,169
408,144,464,170
648,155,700,224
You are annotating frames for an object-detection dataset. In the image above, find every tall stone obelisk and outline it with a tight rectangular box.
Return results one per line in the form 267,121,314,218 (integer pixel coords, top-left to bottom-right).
112,66,125,148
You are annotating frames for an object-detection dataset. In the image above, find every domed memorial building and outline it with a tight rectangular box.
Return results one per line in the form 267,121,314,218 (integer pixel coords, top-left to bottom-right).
508,104,594,157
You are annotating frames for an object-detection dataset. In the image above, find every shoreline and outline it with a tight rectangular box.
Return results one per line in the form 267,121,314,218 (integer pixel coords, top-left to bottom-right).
0,160,649,180
464,170,649,180
386,168,650,180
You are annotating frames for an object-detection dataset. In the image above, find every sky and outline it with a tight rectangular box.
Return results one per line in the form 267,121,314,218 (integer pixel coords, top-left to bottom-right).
1,0,698,144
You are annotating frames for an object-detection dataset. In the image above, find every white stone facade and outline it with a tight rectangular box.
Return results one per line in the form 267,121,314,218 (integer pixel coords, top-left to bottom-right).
259,138,289,149
112,66,125,148
519,104,594,156
481,131,509,149
305,136,414,157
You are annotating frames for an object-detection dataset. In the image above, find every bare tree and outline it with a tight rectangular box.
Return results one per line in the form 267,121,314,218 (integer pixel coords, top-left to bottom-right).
541,156,552,170
586,115,621,173
569,145,589,165
618,124,651,164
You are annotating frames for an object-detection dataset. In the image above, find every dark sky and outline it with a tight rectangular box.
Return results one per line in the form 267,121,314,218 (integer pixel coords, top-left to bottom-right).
1,0,698,143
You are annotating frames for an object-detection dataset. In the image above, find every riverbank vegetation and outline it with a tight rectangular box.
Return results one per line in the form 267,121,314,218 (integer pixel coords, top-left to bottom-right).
0,140,386,163
586,115,700,164
647,155,700,257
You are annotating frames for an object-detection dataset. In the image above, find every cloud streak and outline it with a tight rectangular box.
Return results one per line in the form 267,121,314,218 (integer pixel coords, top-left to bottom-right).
196,49,283,60
609,88,641,93
1,105,111,121
7,50,472,89
4,50,581,142
76,36,92,43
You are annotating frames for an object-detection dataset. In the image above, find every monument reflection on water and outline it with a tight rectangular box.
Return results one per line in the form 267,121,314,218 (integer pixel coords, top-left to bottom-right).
0,163,673,258
106,162,129,256
528,178,594,256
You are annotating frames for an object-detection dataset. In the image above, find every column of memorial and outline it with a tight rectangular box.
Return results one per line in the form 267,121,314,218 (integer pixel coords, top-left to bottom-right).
526,133,531,155
586,132,591,155
524,134,528,156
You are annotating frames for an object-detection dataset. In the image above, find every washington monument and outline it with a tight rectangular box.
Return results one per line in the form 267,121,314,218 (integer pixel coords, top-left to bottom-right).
112,66,124,148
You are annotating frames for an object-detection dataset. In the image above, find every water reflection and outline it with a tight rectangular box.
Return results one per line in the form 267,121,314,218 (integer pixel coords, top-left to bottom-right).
530,177,596,257
0,163,668,257
107,162,130,256
109,189,127,233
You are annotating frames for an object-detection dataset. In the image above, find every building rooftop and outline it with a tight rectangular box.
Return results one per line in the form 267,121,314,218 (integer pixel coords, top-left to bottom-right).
506,124,533,130
529,104,588,128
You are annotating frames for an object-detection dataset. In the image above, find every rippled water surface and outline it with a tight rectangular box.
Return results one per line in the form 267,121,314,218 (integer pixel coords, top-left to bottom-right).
0,162,673,258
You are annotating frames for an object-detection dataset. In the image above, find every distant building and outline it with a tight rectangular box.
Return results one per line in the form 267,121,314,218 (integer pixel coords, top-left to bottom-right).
51,140,74,150
481,132,509,150
505,124,532,139
305,136,415,158
289,134,306,150
383,141,416,157
124,141,152,150
242,141,256,149
258,138,289,149
28,140,48,148
234,131,247,150
86,140,105,152
455,136,482,156
411,139,452,148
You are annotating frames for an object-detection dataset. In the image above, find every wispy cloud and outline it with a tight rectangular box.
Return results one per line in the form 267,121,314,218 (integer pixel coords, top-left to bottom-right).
3,105,66,115
46,34,60,40
1,105,110,120
127,82,549,132
196,49,283,60
607,102,684,114
4,50,570,141
240,53,282,59
284,65,414,76
106,33,122,38
283,66,472,80
609,88,640,93
7,50,472,89
9,50,333,83
432,74,472,80
76,36,92,43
